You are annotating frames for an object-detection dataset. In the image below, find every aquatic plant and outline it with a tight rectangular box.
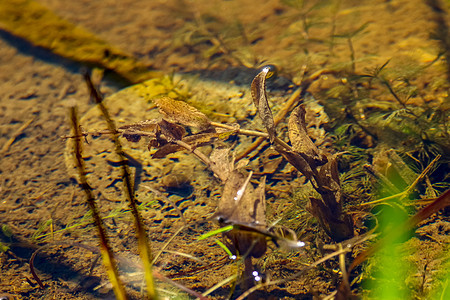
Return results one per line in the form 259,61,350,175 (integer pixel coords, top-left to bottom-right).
249,66,353,242
3,1,448,298
50,53,449,298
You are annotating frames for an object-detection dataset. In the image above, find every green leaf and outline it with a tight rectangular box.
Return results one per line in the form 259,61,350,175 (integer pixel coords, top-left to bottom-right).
197,225,234,240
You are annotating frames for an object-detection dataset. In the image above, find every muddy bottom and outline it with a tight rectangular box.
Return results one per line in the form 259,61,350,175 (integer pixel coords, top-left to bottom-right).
1,0,449,299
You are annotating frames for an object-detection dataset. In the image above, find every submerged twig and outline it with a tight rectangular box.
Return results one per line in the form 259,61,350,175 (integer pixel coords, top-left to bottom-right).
70,106,128,299
84,72,157,299
1,118,34,155
361,154,442,206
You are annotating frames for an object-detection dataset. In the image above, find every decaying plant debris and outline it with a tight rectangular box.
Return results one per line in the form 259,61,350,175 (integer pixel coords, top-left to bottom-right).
55,58,449,299
18,57,450,300
2,1,450,299
70,67,354,244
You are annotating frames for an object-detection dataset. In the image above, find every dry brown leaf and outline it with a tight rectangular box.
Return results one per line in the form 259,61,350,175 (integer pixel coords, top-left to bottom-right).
251,67,276,142
153,96,212,130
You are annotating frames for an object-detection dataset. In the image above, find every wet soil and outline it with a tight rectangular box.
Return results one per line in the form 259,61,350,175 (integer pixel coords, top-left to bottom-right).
1,0,449,299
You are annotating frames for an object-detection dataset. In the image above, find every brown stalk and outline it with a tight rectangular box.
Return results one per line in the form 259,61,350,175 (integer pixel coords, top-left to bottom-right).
70,105,128,299
84,72,157,299
236,86,302,161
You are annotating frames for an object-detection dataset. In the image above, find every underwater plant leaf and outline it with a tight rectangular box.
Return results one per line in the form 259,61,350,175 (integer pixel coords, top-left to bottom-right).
153,96,212,130
274,146,317,185
217,172,267,258
151,131,226,159
333,21,370,39
197,225,234,240
209,147,234,182
214,239,233,257
309,156,354,241
306,197,354,242
119,119,160,132
288,104,327,166
251,67,276,143
119,119,160,142
157,119,186,141
316,155,342,209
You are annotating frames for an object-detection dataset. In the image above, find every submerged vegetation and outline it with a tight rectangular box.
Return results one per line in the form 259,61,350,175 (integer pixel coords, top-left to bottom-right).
0,0,449,299
55,62,449,299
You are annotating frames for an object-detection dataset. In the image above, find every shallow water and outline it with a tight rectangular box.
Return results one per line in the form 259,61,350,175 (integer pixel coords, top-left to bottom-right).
1,1,449,299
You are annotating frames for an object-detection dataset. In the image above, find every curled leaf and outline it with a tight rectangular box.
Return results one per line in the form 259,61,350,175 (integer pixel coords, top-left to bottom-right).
209,147,234,182
152,132,224,159
288,105,327,166
119,119,160,142
153,96,212,130
316,155,342,209
306,197,354,242
275,146,318,187
251,67,276,142
217,172,267,258
157,119,186,141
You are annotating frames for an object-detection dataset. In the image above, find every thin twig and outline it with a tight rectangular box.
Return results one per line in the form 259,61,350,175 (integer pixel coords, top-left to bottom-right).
152,269,211,300
210,122,268,138
84,72,157,299
152,225,187,265
235,247,352,300
1,118,34,155
360,154,441,206
70,106,128,299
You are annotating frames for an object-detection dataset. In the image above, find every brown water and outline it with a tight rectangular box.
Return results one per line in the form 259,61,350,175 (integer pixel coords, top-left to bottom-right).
1,0,449,299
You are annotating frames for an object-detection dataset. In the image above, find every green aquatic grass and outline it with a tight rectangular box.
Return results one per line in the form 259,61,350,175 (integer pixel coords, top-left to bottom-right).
368,204,411,300
198,225,234,240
